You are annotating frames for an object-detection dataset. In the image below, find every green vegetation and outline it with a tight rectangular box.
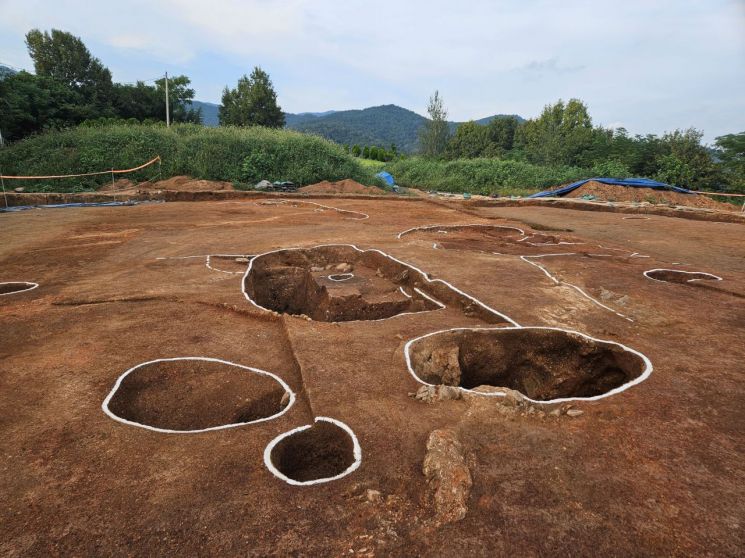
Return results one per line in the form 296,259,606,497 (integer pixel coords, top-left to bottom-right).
219,67,284,128
344,143,398,162
419,90,450,158
285,104,521,153
386,157,588,196
0,124,379,192
0,29,200,142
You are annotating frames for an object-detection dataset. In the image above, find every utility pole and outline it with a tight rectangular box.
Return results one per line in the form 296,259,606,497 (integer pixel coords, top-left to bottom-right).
165,71,170,127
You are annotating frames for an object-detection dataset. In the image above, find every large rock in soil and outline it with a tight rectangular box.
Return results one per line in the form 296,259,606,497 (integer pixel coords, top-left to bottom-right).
422,429,472,523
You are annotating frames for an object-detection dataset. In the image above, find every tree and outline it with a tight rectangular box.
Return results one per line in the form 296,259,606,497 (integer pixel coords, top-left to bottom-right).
714,132,745,191
362,146,370,159
219,67,284,127
25,29,113,111
351,144,361,157
154,75,201,123
0,71,84,140
486,116,519,155
445,121,489,159
419,90,450,158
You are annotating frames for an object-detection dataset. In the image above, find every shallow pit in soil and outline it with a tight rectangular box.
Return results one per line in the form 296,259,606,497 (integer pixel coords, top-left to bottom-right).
106,359,290,431
268,420,356,483
403,225,577,254
0,282,37,295
407,328,647,401
645,269,720,284
244,245,441,322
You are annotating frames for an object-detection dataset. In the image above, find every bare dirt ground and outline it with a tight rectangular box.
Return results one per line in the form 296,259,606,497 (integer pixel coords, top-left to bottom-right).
299,179,387,195
1,196,744,556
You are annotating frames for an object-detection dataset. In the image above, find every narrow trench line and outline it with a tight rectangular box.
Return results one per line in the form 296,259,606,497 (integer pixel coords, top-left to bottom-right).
278,315,316,420
519,254,634,322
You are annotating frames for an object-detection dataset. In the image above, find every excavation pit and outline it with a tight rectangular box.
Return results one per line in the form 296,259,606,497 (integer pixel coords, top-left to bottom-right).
244,245,443,322
264,417,361,485
103,357,294,432
644,269,721,285
406,327,650,402
0,282,38,296
400,224,579,254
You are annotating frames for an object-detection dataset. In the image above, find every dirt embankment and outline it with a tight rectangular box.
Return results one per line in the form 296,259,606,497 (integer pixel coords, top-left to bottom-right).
99,176,234,193
299,179,386,195
565,181,733,211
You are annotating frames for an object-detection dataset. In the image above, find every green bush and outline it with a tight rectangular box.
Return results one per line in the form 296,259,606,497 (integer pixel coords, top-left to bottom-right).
386,157,590,196
0,123,378,192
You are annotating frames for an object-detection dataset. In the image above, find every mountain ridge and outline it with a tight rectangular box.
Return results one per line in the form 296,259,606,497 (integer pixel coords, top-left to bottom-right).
188,101,523,152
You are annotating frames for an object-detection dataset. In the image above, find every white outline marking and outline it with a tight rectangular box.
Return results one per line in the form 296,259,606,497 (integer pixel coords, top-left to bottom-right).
404,326,653,404
256,199,369,220
102,357,296,434
242,244,518,326
643,269,722,283
263,416,362,486
327,273,354,282
399,286,412,298
413,287,446,309
521,254,634,322
397,223,524,240
206,254,255,274
0,281,39,296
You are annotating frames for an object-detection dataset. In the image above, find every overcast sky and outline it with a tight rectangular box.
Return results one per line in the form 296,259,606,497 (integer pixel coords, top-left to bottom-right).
1,0,743,142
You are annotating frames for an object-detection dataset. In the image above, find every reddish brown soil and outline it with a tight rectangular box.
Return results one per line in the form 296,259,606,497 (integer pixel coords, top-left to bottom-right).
106,359,287,431
300,179,386,195
1,196,744,556
140,175,235,192
564,180,732,210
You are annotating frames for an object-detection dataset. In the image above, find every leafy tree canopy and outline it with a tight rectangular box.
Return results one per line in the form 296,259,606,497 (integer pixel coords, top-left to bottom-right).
219,67,284,128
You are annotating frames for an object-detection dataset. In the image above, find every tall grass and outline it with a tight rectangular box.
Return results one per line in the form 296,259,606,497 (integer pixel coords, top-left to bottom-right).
386,157,591,196
0,123,379,192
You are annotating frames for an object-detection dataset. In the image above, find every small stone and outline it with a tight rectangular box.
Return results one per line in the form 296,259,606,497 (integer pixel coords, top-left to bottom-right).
549,408,562,417
365,489,382,503
436,385,462,402
14,187,25,193
279,392,290,409
566,409,584,417
310,266,324,272
335,263,352,273
234,257,249,263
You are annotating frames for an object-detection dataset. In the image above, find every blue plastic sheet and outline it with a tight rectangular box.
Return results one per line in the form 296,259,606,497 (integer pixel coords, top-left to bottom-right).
529,177,694,198
375,171,395,186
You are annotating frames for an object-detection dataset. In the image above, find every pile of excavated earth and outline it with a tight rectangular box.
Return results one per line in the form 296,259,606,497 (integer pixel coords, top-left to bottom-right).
1,185,744,556
564,180,733,210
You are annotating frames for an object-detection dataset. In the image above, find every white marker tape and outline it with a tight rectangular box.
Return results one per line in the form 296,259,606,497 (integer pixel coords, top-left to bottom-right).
521,254,634,322
643,268,722,283
397,223,524,240
242,244,518,326
206,254,255,274
0,281,39,296
263,416,362,486
327,273,354,282
102,357,296,434
256,199,369,220
404,326,653,404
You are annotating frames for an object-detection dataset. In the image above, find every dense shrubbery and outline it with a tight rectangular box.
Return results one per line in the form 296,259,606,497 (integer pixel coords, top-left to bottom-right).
0,124,379,192
386,157,589,196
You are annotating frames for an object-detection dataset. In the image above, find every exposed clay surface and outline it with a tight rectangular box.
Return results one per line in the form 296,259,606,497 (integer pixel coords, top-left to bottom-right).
269,421,355,482
208,255,252,273
106,359,288,431
1,197,744,556
646,269,720,284
0,282,36,295
404,224,581,255
422,429,472,523
409,329,646,401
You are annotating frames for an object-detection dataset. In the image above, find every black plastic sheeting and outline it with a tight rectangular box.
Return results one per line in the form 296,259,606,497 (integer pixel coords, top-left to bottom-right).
529,177,694,198
0,200,163,213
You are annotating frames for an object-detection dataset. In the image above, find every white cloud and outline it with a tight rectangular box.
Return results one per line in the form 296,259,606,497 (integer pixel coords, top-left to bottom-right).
0,0,742,140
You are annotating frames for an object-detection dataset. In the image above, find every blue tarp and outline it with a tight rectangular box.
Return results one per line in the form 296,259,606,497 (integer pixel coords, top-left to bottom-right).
529,177,694,198
0,200,161,213
375,171,395,186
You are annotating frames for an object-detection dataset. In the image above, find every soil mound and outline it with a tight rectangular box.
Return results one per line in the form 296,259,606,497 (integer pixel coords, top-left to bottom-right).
565,181,732,211
408,328,647,401
97,179,135,192
299,179,385,195
139,175,235,192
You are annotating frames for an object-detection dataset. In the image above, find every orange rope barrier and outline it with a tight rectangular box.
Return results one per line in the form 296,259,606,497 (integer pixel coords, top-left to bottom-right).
0,156,161,180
